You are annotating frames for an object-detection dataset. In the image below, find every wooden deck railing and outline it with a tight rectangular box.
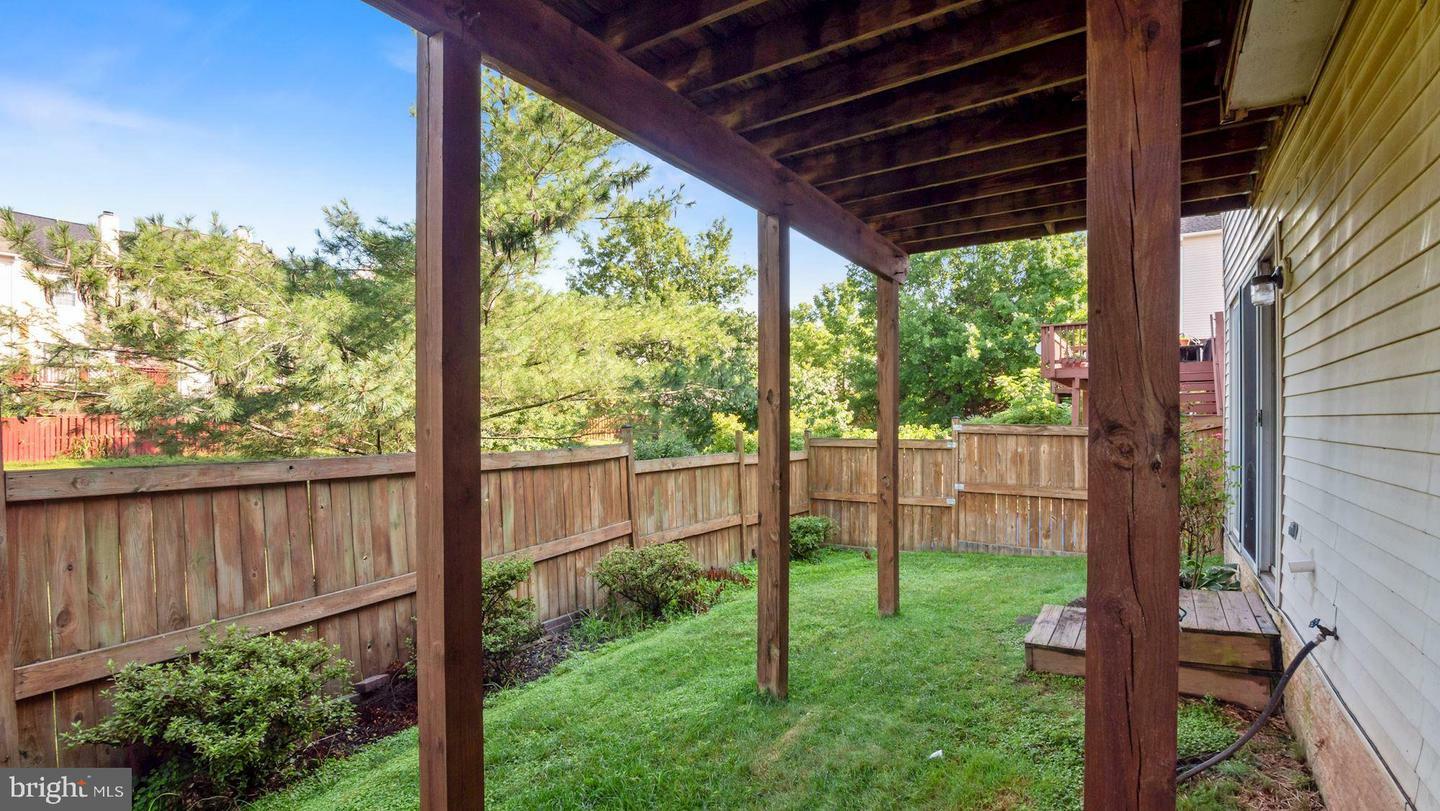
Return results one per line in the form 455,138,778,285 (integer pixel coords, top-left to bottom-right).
1041,312,1226,420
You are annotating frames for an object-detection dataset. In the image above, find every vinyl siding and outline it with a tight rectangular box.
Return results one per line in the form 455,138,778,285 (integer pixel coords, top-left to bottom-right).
1179,230,1223,339
1221,1,1440,807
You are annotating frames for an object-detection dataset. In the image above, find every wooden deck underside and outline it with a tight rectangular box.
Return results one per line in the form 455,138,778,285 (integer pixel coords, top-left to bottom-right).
1024,590,1282,709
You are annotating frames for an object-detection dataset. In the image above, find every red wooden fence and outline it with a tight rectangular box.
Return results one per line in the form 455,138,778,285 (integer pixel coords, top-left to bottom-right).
2,416,159,463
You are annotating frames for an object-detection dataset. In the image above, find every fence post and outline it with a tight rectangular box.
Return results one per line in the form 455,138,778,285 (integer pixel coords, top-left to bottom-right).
621,426,640,549
735,429,747,558
802,429,812,521
0,417,14,766
950,417,962,551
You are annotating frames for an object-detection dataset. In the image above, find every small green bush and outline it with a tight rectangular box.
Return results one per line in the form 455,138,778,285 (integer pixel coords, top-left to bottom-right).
65,626,354,807
1179,431,1237,591
482,557,542,681
591,542,711,621
788,515,835,562
634,433,698,460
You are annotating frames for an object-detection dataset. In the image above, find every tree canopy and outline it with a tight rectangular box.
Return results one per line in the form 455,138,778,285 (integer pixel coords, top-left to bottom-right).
1,70,1086,461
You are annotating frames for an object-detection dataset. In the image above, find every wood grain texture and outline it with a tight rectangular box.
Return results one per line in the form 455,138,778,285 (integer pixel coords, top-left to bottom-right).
876,274,900,616
651,0,984,95
14,574,417,700
415,31,484,811
712,0,1084,133
755,211,791,698
1083,0,1182,807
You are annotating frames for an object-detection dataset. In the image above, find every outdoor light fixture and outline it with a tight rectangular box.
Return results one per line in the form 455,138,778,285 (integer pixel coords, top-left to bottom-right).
1249,259,1284,306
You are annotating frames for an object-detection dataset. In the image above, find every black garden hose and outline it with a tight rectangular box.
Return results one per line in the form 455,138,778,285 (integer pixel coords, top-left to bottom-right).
1177,618,1337,784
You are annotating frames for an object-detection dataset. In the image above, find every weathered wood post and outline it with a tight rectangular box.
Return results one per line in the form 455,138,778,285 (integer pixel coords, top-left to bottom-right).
735,429,748,558
1084,0,1182,807
876,273,900,616
621,426,640,548
415,30,485,811
756,210,791,698
802,428,813,524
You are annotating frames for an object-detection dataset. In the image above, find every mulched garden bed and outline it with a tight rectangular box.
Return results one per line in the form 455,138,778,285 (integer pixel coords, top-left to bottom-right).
303,621,589,769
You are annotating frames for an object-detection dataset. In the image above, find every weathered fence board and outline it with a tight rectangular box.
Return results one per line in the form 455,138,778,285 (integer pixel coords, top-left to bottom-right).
4,425,1100,768
808,425,1089,556
1,416,160,464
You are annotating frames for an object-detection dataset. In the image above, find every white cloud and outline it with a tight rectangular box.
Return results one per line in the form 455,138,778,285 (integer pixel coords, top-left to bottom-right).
0,82,171,132
381,33,418,75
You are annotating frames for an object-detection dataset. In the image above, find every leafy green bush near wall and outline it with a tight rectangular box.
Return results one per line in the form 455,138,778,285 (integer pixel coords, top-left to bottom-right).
66,626,354,809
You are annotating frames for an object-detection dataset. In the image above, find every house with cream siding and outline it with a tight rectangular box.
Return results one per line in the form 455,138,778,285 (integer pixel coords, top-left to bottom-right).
1221,1,1440,807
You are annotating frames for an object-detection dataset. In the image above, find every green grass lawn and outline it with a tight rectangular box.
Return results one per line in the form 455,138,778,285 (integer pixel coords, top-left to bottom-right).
252,551,1307,810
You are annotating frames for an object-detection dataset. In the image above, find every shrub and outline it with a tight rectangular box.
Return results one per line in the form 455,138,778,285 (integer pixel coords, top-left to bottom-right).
482,557,542,681
1179,430,1237,590
968,368,1071,425
65,626,354,807
788,515,835,562
591,542,710,621
634,433,698,460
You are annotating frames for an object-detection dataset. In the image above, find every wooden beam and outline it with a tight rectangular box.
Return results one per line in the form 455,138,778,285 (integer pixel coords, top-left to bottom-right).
750,34,1087,158
1179,194,1251,217
882,174,1253,243
708,0,1226,135
827,113,1271,207
861,149,1261,226
756,211,791,698
1084,0,1181,806
653,0,985,95
791,54,1232,188
904,218,1088,252
7,454,418,502
416,31,484,811
795,89,1086,187
706,0,1085,132
900,193,1247,252
397,0,907,279
876,274,900,616
589,0,767,56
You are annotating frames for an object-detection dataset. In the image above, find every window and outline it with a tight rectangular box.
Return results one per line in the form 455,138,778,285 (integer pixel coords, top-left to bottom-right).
52,281,78,306
1229,255,1279,574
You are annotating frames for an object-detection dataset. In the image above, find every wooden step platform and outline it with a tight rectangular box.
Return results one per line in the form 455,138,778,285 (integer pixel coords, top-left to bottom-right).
1024,589,1282,709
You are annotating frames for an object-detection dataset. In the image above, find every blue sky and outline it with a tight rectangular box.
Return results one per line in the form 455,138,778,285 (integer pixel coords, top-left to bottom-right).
0,0,852,307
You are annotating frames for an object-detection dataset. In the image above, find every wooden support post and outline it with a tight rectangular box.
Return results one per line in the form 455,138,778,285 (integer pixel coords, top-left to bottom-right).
0,419,15,767
876,273,900,616
621,426,640,548
756,210,790,699
416,31,485,811
1084,0,1182,808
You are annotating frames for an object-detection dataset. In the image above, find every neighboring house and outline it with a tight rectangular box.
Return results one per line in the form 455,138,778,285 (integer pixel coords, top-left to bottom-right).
1180,214,1225,341
0,210,120,364
1221,2,1438,809
1041,214,1228,424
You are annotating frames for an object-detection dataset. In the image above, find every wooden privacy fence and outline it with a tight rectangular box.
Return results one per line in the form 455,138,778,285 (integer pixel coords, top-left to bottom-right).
2,416,161,463
1,441,808,767
808,423,1089,556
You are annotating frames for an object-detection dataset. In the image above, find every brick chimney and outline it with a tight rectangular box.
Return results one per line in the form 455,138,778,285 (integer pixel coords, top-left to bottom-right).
97,210,120,257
